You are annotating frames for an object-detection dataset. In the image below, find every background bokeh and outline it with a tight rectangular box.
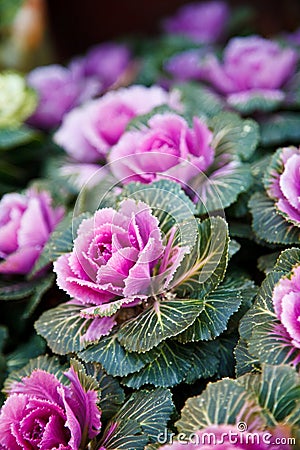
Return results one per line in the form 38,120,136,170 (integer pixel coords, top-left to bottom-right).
47,0,300,59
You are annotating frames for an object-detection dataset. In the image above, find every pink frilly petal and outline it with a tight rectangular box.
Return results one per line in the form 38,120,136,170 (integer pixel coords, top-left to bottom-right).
54,254,114,305
0,246,41,274
279,153,300,212
58,386,82,450
280,292,300,348
9,370,62,404
54,105,103,162
227,89,285,107
81,315,117,342
64,366,101,440
0,394,28,449
276,199,300,225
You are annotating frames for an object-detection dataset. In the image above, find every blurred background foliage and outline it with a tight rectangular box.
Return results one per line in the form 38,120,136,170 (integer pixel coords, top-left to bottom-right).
1,0,300,71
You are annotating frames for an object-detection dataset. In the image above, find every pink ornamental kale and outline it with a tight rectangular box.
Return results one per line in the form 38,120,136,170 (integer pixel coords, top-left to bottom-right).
53,199,186,341
27,43,131,129
0,368,101,449
266,147,300,226
109,113,214,185
202,36,297,106
272,265,300,349
27,65,81,129
54,85,180,163
164,49,211,82
163,1,229,44
0,189,64,275
69,42,131,97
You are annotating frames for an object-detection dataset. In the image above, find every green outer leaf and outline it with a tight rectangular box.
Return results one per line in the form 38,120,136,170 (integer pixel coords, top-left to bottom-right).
79,334,160,377
3,355,67,394
249,192,300,244
100,419,146,450
22,274,55,319
35,302,89,355
257,252,281,275
122,341,194,388
0,126,38,150
234,339,260,377
173,82,224,119
195,163,253,214
6,334,46,373
173,217,229,297
209,112,259,161
118,179,196,237
239,271,281,341
0,326,8,388
248,316,300,367
285,403,300,430
228,93,282,114
82,300,124,318
112,388,174,442
229,222,255,240
100,388,174,449
0,326,8,352
70,358,99,392
183,340,220,384
117,297,205,353
273,247,300,273
31,212,90,275
226,278,257,334
262,147,284,193
84,362,125,421
176,276,249,343
238,364,300,426
228,239,241,260
145,444,160,450
176,378,266,434
260,112,300,147
0,279,36,300
216,333,239,379
126,105,174,131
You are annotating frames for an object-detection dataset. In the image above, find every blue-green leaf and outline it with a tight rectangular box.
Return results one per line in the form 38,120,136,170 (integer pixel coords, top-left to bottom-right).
173,82,224,120
35,302,89,355
176,378,266,434
3,355,67,394
209,112,259,161
118,179,196,237
260,112,300,147
176,276,250,343
173,217,229,298
122,341,194,388
117,297,205,353
194,163,253,214
79,334,160,377
0,126,38,150
228,92,282,115
100,388,174,449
